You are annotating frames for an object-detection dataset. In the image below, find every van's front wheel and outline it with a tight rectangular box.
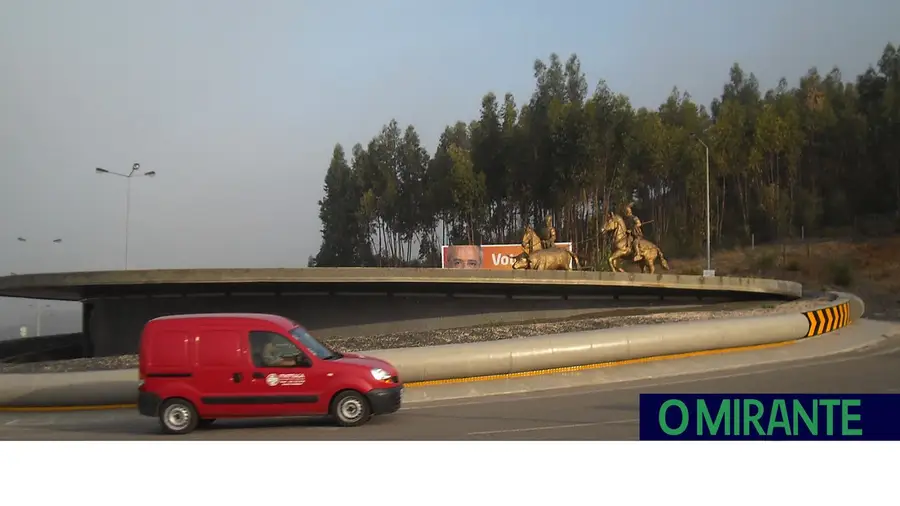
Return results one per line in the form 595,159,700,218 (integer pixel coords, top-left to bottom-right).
331,390,371,427
159,398,199,435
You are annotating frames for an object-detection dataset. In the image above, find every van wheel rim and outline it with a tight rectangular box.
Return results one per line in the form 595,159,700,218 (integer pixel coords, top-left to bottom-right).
339,398,363,421
164,405,191,430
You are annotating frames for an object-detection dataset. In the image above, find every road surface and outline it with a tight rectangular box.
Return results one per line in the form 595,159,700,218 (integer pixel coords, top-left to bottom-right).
2,331,898,440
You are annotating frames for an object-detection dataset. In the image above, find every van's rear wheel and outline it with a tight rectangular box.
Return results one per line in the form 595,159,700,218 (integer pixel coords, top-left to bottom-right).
159,398,199,435
331,390,371,427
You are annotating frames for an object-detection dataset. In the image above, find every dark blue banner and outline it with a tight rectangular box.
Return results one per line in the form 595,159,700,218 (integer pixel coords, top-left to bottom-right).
639,394,900,440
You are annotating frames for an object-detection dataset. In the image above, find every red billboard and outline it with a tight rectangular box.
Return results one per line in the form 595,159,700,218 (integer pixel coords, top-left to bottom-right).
441,243,573,270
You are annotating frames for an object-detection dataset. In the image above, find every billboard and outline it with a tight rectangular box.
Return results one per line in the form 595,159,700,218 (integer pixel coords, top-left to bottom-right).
441,243,573,270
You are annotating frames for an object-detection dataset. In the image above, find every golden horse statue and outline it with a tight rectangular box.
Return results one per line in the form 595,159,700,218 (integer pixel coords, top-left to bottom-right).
601,212,670,274
520,225,544,255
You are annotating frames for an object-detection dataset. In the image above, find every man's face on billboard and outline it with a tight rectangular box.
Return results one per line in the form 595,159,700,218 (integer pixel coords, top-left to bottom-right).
447,245,482,269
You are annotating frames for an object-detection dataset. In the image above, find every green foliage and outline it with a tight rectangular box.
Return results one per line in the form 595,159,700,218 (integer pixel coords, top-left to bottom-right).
314,144,370,267
314,44,900,268
827,259,854,287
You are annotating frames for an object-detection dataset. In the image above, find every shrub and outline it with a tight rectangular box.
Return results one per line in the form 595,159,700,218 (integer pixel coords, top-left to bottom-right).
827,259,854,287
752,253,777,271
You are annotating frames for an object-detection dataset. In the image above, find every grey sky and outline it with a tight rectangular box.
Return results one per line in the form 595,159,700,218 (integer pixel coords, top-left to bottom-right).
1,0,897,332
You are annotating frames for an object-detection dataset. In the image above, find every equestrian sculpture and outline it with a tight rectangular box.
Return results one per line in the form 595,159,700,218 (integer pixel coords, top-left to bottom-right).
540,215,557,249
521,215,558,254
623,204,645,261
520,225,544,255
601,209,669,274
515,215,580,270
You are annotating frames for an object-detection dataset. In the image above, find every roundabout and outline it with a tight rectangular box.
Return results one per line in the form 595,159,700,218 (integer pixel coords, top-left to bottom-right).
0,267,872,426
0,318,896,440
0,267,802,358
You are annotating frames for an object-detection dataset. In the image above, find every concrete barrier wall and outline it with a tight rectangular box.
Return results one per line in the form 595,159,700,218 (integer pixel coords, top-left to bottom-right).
0,292,866,408
0,268,804,299
364,312,810,383
840,291,866,321
0,369,138,407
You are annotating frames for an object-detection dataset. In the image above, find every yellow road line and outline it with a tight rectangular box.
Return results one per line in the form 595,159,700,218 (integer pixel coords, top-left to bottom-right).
0,339,797,413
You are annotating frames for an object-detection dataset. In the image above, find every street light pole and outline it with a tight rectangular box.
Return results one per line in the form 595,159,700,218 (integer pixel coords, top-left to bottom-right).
37,304,45,337
28,303,50,337
95,163,156,270
126,175,132,270
691,135,712,273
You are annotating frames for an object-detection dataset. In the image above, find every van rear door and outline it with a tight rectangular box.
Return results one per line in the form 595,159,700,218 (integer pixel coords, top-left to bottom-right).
144,329,192,378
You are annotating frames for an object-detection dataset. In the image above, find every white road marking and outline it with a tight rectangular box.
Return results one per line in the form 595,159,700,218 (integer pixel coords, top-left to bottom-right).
5,418,56,427
467,418,638,436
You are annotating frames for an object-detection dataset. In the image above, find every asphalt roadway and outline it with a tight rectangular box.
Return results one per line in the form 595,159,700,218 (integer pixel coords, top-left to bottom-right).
2,328,899,441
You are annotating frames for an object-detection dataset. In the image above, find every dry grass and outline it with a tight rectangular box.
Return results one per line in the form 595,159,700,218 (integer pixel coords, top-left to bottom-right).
673,236,900,289
671,235,900,319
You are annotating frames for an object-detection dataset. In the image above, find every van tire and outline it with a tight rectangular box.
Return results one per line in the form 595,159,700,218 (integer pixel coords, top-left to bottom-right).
158,398,199,435
331,390,371,427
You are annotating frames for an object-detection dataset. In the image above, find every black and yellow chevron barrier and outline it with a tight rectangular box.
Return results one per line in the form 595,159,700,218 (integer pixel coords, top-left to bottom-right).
805,302,852,337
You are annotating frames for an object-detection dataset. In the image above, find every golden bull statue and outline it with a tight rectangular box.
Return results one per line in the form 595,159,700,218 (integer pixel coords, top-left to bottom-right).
511,248,581,271
601,211,670,274
515,218,579,271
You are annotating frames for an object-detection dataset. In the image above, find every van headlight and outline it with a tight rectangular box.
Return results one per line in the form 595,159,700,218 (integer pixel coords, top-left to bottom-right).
370,368,391,381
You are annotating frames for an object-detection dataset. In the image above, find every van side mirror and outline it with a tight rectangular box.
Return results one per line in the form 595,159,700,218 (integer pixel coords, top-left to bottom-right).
294,354,312,368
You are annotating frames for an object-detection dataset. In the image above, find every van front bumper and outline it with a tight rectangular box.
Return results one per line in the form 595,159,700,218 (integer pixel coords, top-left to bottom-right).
366,385,403,415
138,391,161,417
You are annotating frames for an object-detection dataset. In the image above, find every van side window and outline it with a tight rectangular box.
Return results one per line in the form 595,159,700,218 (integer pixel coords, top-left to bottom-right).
249,331,303,368
197,330,243,367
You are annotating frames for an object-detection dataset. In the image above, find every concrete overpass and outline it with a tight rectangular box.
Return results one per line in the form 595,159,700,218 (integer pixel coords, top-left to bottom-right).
0,268,802,357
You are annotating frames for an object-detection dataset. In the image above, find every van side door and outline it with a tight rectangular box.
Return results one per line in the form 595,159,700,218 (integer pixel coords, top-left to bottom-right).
194,328,256,417
243,330,325,416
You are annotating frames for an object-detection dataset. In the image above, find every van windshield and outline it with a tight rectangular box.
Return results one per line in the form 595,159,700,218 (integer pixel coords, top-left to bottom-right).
290,327,341,360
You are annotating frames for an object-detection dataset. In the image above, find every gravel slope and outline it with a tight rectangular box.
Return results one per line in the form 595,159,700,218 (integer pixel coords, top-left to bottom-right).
0,297,830,374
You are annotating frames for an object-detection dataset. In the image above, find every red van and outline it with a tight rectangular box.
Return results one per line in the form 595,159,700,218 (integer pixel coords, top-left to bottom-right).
137,313,403,434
